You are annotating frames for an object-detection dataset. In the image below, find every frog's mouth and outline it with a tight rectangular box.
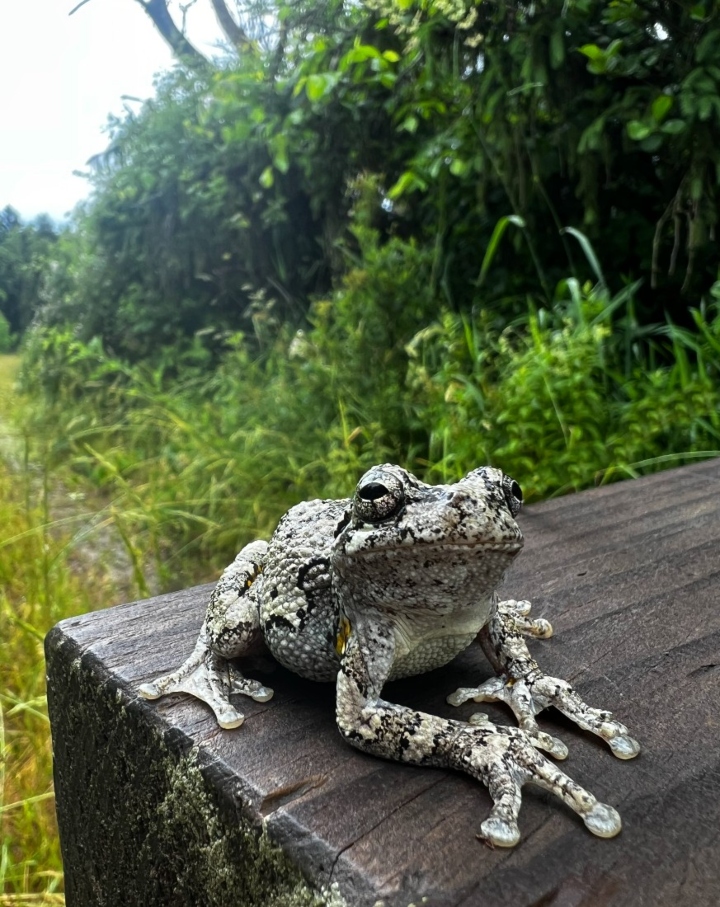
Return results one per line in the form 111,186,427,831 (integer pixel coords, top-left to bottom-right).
339,537,523,558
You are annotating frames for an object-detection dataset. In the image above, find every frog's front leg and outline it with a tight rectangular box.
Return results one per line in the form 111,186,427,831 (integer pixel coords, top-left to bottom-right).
447,599,640,760
335,610,622,847
139,540,273,729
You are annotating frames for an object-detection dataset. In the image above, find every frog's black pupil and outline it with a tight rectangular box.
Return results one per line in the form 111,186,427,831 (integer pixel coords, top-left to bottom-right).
511,480,523,502
359,482,389,502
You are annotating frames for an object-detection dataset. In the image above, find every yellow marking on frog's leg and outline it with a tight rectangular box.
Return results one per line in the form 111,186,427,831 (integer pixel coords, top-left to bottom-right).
244,562,263,589
335,616,352,657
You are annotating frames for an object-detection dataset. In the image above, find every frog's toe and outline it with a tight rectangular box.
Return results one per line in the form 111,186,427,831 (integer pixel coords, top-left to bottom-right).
214,705,245,729
468,712,567,760
606,732,641,760
520,617,553,639
583,802,622,838
537,682,641,760
451,676,548,734
138,680,163,699
531,730,569,760
479,816,520,848
447,685,484,707
448,676,518,709
497,600,553,638
468,711,491,726
138,635,210,702
228,668,274,703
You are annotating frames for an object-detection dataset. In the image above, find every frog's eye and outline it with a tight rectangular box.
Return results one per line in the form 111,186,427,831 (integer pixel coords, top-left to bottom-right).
353,473,405,523
359,482,390,501
502,475,523,517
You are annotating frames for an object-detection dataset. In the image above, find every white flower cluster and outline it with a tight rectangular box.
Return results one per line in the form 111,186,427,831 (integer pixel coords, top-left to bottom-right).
362,0,483,51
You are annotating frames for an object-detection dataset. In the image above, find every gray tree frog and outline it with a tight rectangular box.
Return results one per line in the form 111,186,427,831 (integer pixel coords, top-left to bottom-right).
140,464,639,847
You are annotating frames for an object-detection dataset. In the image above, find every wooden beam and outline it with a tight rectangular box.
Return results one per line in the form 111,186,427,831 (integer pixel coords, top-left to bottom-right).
47,458,720,906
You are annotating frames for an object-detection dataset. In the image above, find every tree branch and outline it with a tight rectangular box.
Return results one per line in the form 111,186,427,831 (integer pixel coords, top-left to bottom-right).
69,0,94,15
135,0,209,67
209,0,254,53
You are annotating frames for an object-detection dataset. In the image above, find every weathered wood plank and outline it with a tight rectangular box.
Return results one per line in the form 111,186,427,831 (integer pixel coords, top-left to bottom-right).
47,459,720,906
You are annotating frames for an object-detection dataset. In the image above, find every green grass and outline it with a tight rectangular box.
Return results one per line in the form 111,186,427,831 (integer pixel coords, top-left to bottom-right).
0,355,125,905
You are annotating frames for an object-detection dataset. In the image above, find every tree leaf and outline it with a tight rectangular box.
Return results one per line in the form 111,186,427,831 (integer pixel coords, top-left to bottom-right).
449,158,468,176
560,227,606,287
661,119,686,135
627,120,651,140
305,73,330,102
388,170,419,199
550,27,565,70
579,44,603,61
399,115,418,133
640,134,663,152
651,95,673,122
477,215,526,286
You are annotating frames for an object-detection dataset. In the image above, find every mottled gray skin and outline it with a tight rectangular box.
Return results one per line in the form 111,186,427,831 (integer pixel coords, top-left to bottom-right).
140,464,640,847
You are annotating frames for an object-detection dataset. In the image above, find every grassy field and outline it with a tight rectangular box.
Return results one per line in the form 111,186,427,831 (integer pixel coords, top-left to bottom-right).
0,355,129,905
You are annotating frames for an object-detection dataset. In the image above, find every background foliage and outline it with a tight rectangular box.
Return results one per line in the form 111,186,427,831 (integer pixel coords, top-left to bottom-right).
8,0,720,361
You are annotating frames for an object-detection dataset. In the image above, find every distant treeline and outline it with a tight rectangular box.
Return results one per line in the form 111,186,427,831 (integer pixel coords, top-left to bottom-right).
0,208,57,348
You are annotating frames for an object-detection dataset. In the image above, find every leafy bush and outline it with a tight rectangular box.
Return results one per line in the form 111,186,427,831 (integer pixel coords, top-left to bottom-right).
408,278,720,498
0,207,58,338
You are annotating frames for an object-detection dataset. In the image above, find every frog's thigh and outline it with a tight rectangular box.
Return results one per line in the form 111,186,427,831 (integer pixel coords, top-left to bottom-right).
205,539,268,656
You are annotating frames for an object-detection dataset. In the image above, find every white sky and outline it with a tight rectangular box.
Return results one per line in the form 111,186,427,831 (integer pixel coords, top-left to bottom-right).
0,0,224,222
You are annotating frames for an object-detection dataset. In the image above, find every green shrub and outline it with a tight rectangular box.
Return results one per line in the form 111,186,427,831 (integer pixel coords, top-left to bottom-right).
408,281,720,498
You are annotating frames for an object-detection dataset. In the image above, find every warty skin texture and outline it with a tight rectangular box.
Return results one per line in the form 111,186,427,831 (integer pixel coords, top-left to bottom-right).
140,464,640,846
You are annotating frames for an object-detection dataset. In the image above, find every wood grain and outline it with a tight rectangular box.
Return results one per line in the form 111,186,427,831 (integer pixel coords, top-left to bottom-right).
47,458,720,906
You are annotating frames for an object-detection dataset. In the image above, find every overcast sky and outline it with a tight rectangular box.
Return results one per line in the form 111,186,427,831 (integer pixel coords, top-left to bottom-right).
0,0,224,222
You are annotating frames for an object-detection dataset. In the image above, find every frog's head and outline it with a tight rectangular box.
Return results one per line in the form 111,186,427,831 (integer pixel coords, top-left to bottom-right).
331,464,524,613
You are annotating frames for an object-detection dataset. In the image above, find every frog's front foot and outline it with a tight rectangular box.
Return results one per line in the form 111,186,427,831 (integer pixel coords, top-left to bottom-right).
449,599,640,760
449,671,639,761
454,722,622,846
139,632,273,729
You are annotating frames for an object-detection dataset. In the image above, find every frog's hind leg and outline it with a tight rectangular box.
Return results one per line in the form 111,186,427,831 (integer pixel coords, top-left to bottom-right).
139,540,274,729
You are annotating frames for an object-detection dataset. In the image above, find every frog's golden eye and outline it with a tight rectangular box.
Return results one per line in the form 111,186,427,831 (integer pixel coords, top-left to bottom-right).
353,472,405,523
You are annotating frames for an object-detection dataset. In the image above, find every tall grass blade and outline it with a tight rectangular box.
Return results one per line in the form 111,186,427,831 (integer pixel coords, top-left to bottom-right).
477,215,526,287
560,227,606,288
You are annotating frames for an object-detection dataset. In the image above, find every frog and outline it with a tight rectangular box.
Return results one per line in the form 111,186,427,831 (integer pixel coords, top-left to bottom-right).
139,463,640,847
